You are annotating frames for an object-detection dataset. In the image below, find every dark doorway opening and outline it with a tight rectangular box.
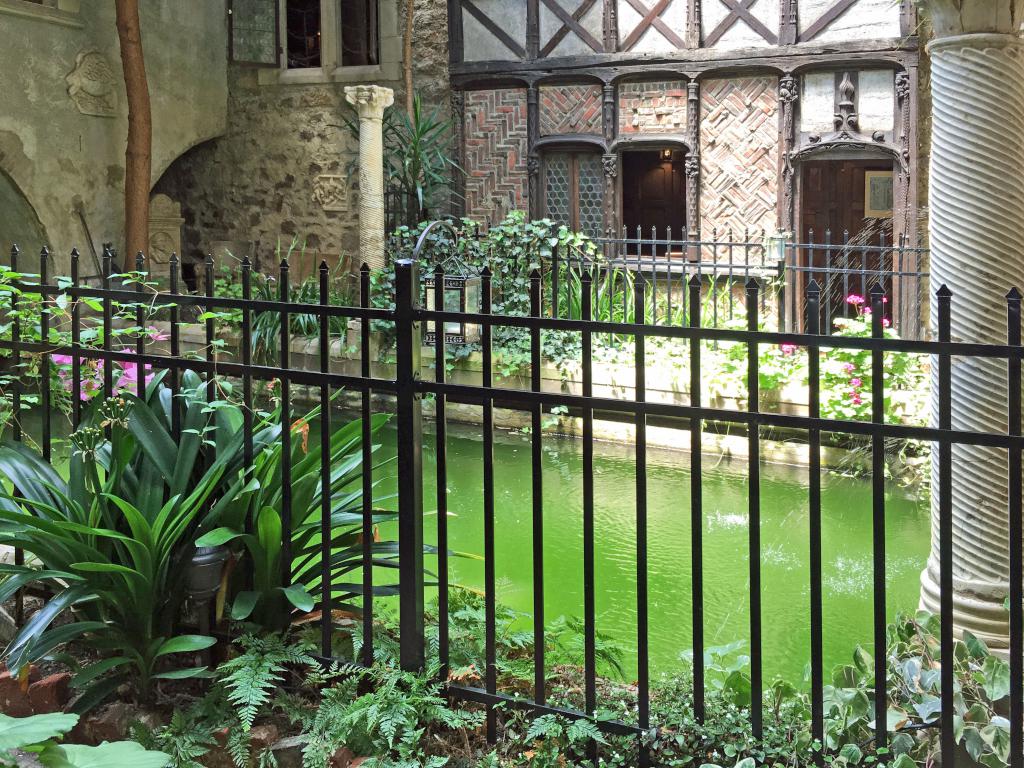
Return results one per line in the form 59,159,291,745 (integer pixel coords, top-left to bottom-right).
799,157,896,327
621,149,686,254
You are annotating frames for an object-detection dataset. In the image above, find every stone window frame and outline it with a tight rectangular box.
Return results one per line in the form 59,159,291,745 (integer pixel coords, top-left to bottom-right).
258,0,400,86
0,0,82,28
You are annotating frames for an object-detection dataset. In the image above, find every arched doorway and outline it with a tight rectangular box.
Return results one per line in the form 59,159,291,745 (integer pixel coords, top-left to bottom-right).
0,170,48,261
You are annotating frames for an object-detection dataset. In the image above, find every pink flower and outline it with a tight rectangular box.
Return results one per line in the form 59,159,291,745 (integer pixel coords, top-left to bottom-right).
780,343,797,355
846,294,865,306
850,377,863,388
146,326,169,342
862,306,872,315
882,317,891,328
850,391,863,405
843,362,856,373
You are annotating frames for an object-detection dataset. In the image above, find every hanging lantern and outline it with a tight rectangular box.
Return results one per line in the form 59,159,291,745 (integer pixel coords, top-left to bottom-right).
424,254,482,345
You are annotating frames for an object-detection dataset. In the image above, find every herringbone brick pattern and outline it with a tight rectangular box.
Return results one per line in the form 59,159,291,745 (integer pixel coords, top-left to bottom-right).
618,80,688,134
699,76,779,237
540,85,603,135
464,88,529,222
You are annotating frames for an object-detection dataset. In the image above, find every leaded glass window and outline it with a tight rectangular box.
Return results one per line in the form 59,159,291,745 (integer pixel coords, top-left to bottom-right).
542,151,604,237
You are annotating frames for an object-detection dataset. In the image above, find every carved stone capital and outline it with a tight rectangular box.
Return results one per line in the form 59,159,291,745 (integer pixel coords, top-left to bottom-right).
895,71,911,101
684,153,700,178
602,153,618,178
344,85,395,120
527,154,541,178
779,74,798,104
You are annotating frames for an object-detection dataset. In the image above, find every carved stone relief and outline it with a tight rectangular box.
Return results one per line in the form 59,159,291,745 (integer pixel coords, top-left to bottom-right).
312,174,349,212
148,194,183,265
66,51,118,118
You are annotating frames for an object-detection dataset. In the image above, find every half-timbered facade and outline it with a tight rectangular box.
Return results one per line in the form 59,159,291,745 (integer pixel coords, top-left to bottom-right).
447,0,921,247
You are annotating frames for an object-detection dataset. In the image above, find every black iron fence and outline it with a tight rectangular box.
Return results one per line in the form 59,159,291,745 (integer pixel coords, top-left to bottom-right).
0,232,1018,768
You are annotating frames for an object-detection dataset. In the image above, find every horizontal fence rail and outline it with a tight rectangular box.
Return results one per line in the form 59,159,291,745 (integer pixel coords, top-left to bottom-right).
0,233,1018,768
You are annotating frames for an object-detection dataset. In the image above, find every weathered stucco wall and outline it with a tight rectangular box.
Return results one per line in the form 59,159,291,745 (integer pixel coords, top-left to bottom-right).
154,0,450,275
0,0,228,272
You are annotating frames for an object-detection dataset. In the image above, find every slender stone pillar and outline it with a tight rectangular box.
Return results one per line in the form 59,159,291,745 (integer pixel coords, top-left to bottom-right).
918,28,1024,650
345,85,395,270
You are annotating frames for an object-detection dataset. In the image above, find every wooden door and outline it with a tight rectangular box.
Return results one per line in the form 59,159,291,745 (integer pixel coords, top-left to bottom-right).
622,150,687,243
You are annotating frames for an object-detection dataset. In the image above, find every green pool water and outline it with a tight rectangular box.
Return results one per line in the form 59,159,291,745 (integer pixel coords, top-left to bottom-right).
371,420,930,683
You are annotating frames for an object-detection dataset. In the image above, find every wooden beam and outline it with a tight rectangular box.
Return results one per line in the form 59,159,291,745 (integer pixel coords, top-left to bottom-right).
448,0,464,64
452,90,467,216
779,0,797,46
620,0,686,50
527,84,541,218
686,78,700,241
528,0,540,59
800,0,857,42
686,0,700,48
462,0,527,58
603,0,618,52
704,0,778,48
539,0,603,58
449,37,919,82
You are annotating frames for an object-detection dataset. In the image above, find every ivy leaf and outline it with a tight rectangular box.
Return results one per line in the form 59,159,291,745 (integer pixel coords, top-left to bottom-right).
981,656,1010,701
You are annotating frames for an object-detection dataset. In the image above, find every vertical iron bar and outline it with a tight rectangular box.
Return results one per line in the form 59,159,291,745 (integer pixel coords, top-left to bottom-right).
869,285,887,753
1007,288,1022,768
204,255,216,407
480,266,497,741
169,254,182,440
360,264,375,665
434,266,450,678
70,249,82,429
551,242,560,319
581,266,597,733
936,285,954,765
319,262,332,659
529,268,545,704
39,248,51,461
634,277,650,768
689,274,705,723
806,280,824,758
135,253,146,400
102,247,113,398
9,246,23,627
746,279,763,740
241,259,254,472
279,259,293,594
395,259,425,671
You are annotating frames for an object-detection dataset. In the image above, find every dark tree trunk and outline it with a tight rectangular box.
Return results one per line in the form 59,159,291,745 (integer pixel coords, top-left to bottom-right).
115,0,152,269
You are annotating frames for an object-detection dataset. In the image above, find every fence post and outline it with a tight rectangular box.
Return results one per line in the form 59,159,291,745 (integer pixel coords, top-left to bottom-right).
394,258,425,671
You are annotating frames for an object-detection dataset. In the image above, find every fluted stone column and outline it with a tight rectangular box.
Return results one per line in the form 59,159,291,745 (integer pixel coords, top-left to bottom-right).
345,85,394,270
917,5,1024,651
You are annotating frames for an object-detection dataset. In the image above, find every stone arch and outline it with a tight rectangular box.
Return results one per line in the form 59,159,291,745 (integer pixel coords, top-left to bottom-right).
0,168,49,261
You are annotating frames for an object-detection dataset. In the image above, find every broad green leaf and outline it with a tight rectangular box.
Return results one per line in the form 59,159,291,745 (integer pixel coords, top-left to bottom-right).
39,741,170,768
151,667,213,680
281,584,315,612
0,713,79,750
231,591,260,620
154,635,216,657
195,527,244,547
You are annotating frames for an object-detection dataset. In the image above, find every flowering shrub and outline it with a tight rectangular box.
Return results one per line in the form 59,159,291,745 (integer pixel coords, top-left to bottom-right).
819,294,923,422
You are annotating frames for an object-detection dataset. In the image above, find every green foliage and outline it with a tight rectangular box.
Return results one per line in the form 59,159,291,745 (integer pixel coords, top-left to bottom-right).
0,713,169,768
0,377,276,706
129,708,221,768
197,410,397,631
298,664,482,768
217,634,316,731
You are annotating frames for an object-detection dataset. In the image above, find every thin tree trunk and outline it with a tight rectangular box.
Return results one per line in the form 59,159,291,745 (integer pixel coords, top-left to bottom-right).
404,0,414,114
115,0,152,270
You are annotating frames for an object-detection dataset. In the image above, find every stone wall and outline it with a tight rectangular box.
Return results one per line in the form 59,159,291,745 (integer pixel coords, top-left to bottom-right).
462,87,529,223
699,76,779,237
0,0,228,272
539,85,602,136
153,0,451,278
618,79,689,135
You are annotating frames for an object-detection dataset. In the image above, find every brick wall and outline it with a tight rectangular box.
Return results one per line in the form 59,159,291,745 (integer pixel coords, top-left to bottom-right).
539,84,603,135
463,88,529,222
618,80,689,134
699,76,779,237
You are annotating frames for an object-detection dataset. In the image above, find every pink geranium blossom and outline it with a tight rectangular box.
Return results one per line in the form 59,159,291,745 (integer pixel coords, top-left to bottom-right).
780,343,797,355
846,294,865,306
850,377,863,388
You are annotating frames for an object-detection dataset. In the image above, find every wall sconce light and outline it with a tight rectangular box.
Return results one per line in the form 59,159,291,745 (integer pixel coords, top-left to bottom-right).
661,149,673,161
